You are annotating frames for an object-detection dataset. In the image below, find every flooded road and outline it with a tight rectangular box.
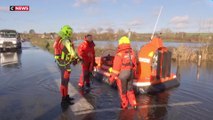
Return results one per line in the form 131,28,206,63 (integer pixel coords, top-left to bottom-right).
0,42,213,120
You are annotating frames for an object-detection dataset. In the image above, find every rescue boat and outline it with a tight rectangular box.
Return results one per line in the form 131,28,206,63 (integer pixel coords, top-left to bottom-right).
93,37,180,94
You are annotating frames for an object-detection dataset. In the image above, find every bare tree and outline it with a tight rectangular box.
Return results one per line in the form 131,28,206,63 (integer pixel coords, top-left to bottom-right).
89,28,97,34
159,28,173,34
29,29,35,34
106,28,114,34
117,29,126,35
97,27,103,34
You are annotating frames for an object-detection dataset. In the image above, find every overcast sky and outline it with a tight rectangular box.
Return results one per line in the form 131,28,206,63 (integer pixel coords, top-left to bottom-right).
0,0,213,33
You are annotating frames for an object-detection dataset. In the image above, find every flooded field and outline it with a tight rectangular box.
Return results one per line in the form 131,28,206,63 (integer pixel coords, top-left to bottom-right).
74,40,207,50
0,42,213,120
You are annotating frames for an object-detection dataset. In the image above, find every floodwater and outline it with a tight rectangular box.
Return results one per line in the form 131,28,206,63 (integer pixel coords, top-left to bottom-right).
0,42,213,120
74,40,206,50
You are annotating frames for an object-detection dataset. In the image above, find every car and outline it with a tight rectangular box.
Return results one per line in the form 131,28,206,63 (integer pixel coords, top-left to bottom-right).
0,29,22,51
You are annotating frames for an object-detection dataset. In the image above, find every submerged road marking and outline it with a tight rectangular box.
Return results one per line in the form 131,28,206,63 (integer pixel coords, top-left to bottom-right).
46,65,94,118
74,101,202,115
67,82,94,112
54,79,94,117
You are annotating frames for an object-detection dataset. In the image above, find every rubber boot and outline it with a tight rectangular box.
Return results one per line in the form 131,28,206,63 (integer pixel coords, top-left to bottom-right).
61,96,74,106
66,95,74,101
127,90,137,110
78,82,84,89
85,82,90,88
120,94,128,109
133,105,137,110
78,72,84,89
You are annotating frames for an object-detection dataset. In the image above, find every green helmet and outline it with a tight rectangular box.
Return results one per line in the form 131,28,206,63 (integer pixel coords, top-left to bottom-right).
59,25,73,40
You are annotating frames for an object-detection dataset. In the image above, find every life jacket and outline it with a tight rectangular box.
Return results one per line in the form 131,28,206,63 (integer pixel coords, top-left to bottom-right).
53,36,77,66
78,40,95,64
111,44,137,76
120,50,136,70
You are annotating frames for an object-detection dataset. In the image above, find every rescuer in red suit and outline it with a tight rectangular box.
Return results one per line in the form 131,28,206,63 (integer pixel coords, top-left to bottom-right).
78,34,96,89
53,25,79,106
109,36,137,109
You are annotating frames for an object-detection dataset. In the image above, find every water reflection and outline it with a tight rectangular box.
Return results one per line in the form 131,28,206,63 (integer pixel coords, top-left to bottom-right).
118,109,137,120
74,40,206,50
176,64,181,81
196,66,200,80
0,50,22,68
136,91,170,120
76,91,171,120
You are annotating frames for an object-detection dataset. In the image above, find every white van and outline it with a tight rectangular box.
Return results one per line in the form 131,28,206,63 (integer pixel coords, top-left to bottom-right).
0,29,22,51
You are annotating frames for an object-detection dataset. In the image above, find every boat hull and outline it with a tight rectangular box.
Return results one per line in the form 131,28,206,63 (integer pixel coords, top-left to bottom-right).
93,70,180,94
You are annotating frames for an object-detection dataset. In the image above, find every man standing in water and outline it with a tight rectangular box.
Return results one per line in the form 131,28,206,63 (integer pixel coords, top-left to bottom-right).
78,34,96,89
53,25,79,105
109,36,137,109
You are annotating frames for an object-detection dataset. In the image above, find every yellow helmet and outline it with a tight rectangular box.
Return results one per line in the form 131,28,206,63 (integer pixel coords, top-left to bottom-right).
118,36,130,45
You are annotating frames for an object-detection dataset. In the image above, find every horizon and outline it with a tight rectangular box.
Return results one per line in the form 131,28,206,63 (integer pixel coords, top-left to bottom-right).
0,0,213,33
19,31,213,34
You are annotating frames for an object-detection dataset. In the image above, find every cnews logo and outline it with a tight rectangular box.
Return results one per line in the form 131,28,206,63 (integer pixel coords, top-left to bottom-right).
10,6,30,11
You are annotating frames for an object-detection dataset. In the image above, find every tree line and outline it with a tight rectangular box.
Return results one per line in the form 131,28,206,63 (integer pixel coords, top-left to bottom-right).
25,28,213,42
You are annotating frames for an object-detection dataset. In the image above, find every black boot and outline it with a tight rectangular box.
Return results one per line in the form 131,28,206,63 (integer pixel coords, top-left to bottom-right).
86,83,90,88
133,105,137,110
61,96,74,106
78,85,84,90
66,95,74,101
